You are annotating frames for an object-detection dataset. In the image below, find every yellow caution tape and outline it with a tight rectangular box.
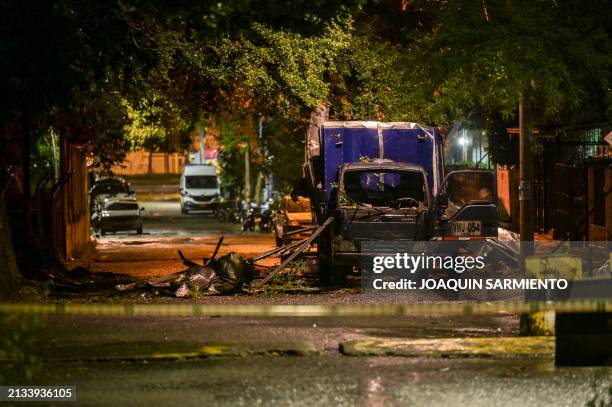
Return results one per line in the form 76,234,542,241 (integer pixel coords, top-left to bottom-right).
0,300,608,317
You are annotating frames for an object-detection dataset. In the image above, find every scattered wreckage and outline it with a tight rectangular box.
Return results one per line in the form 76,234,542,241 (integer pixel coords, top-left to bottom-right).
112,232,323,297
34,224,609,299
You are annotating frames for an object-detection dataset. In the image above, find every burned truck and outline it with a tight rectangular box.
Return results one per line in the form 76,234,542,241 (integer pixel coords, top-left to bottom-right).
301,119,498,283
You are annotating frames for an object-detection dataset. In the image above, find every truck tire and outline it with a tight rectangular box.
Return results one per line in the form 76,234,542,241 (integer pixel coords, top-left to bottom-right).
319,257,346,286
137,226,143,234
318,254,332,286
317,235,346,285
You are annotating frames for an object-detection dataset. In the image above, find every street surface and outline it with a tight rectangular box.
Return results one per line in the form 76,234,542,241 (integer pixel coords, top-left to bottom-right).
90,200,277,278
103,200,242,238
44,199,608,406
20,314,611,406
38,356,610,406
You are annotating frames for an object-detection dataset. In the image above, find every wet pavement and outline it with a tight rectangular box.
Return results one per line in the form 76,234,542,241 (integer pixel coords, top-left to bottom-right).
38,356,611,407
23,314,611,406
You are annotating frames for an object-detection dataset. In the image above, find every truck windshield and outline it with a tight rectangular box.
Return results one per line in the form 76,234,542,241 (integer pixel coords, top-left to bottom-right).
341,170,425,207
186,176,217,189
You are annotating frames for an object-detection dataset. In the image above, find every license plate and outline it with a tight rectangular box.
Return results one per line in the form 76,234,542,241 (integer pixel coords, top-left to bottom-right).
450,221,482,236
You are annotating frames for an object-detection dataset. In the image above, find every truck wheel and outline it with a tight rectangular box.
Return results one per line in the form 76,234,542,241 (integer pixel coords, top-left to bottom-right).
318,236,334,285
137,226,143,234
318,254,332,286
332,265,348,284
318,235,347,286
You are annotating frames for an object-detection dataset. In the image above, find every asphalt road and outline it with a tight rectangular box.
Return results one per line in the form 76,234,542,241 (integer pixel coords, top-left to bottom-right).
97,200,242,238
89,200,277,277
14,314,612,407
39,356,610,407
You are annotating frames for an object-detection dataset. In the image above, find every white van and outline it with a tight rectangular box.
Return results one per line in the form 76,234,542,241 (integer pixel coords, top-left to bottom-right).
179,164,220,214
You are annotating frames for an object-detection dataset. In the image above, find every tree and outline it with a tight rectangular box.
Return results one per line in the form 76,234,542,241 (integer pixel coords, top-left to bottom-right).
394,0,611,127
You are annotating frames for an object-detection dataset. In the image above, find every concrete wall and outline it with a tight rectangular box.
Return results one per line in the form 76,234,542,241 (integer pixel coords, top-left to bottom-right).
112,151,187,175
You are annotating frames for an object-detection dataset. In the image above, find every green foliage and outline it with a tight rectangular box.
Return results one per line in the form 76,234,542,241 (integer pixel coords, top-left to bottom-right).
191,284,202,299
2,0,609,178
123,98,190,153
0,315,44,384
269,259,306,286
396,0,612,126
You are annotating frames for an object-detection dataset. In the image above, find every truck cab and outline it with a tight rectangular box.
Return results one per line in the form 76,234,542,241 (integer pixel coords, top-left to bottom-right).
303,120,498,283
329,160,433,266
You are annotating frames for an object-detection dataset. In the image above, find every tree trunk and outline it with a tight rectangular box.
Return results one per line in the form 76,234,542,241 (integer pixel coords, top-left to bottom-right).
0,177,21,295
49,129,60,180
244,146,251,202
22,112,32,241
148,150,154,174
254,171,264,207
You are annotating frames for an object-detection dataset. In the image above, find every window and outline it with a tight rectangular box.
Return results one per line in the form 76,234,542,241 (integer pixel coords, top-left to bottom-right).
106,202,139,211
445,172,494,207
342,170,425,207
92,183,129,195
185,175,218,189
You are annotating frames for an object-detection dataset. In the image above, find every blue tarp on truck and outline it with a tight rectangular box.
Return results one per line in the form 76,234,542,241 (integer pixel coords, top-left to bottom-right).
320,121,444,208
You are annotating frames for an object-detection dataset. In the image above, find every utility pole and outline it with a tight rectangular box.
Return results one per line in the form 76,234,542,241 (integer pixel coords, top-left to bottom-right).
199,128,206,164
244,145,251,203
519,97,534,244
255,115,266,206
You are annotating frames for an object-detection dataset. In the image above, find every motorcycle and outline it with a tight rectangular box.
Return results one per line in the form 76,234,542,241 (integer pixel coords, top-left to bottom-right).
241,202,259,231
259,209,272,233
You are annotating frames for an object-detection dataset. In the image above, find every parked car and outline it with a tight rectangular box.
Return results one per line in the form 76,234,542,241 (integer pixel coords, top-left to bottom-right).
272,195,313,246
89,177,133,212
92,197,144,235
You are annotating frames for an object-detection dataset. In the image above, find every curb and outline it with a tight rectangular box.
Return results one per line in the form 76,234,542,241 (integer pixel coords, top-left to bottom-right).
39,342,320,363
339,336,554,358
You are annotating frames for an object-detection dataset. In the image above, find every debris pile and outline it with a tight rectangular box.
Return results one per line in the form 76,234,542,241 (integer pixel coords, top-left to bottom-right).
173,249,253,297
114,237,254,297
